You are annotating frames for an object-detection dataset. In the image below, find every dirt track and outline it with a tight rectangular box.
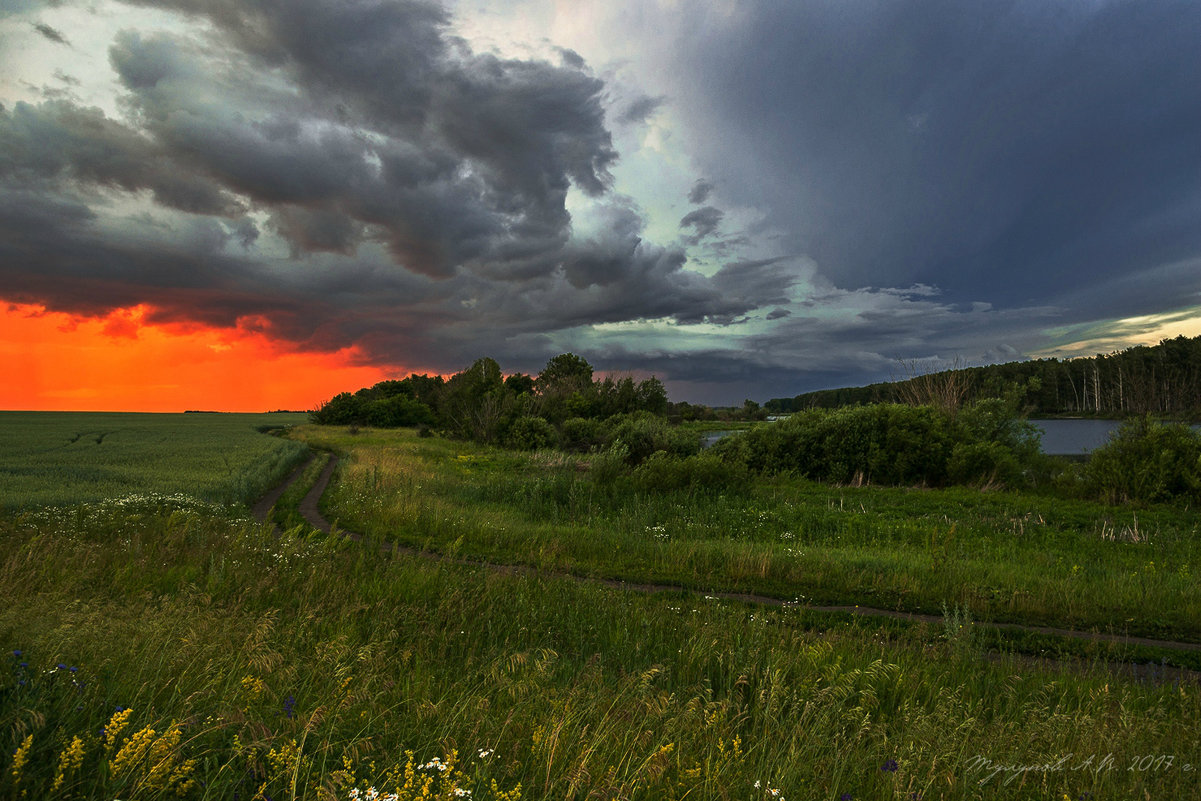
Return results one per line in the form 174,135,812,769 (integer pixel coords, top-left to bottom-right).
253,452,1201,664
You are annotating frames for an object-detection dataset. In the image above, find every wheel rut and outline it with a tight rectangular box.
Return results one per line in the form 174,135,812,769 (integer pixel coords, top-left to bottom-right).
253,452,1201,664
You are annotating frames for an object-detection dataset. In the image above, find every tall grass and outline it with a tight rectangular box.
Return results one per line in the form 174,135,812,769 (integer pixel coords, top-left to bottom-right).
3,499,1198,799
292,427,1201,642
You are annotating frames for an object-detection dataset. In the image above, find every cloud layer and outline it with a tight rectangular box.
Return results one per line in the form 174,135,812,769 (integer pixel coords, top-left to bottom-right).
3,0,1201,404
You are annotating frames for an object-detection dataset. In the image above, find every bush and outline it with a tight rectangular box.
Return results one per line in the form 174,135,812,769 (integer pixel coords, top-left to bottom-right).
715,404,957,485
503,416,558,451
559,417,605,452
1083,417,1201,505
628,452,749,494
948,441,1024,488
363,395,436,428
589,442,629,487
604,412,701,465
713,401,1047,489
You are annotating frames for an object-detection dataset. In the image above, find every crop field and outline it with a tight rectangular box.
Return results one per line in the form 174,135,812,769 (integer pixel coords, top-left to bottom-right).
2,419,1200,800
0,411,310,509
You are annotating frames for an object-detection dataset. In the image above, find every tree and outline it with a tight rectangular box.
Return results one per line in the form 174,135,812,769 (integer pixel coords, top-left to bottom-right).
536,353,597,423
536,353,594,395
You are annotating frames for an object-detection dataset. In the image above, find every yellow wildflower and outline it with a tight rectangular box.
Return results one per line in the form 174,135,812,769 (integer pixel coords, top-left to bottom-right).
11,734,33,786
105,707,134,750
50,735,86,793
111,726,157,779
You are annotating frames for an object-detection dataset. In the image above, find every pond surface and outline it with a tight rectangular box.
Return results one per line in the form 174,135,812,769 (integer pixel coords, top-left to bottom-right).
700,430,735,448
1029,419,1122,456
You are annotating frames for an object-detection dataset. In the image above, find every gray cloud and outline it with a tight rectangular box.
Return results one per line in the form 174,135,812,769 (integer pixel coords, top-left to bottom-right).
687,179,713,205
0,0,810,394
8,0,1196,405
617,94,664,125
0,100,245,216
32,21,69,44
678,205,723,245
670,0,1201,317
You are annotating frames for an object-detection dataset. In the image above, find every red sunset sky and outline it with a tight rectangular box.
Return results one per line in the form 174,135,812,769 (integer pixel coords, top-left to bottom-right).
2,304,390,413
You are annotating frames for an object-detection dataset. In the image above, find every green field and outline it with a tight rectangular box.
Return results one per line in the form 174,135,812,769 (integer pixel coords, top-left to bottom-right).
294,426,1201,644
0,411,310,508
3,417,1200,800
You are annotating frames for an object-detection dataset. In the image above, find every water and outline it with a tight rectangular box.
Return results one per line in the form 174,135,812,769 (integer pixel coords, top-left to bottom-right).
700,430,734,448
1029,419,1122,456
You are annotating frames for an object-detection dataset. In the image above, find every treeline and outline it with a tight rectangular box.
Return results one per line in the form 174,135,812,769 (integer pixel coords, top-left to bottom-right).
310,353,682,449
767,335,1201,418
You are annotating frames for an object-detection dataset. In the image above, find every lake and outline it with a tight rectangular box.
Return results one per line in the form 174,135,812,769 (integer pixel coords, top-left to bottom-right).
1029,419,1122,455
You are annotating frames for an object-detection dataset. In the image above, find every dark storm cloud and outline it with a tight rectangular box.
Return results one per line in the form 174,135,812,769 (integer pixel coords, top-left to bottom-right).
1,0,807,386
557,48,585,70
674,0,1201,319
687,179,713,205
0,100,244,216
31,21,69,44
617,94,664,125
98,9,616,277
678,205,722,244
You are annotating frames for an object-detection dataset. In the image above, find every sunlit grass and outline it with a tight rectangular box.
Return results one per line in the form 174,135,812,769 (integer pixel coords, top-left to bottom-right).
292,426,1201,642
3,498,1198,800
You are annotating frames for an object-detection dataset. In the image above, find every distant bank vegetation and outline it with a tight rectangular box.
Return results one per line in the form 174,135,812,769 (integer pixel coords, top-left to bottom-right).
767,334,1201,419
312,350,1201,507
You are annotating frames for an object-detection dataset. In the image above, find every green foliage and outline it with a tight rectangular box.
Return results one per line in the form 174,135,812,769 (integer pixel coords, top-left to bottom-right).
1083,416,1201,505
299,425,1201,643
604,412,702,465
715,404,956,485
716,401,1047,490
769,334,1201,418
628,452,750,494
947,441,1023,488
503,416,558,451
559,417,604,452
310,380,438,428
310,354,674,446
588,442,629,487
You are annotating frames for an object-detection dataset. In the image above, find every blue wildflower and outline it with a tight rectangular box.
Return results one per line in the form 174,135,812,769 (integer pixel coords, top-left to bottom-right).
12,650,21,657
840,794,853,801
282,694,296,719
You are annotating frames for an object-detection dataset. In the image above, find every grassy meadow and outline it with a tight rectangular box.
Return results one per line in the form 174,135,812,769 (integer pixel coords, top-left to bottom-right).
293,426,1201,644
0,412,309,509
2,416,1200,800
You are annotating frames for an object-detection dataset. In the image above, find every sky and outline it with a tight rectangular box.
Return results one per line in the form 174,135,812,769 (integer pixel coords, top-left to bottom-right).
3,0,1201,410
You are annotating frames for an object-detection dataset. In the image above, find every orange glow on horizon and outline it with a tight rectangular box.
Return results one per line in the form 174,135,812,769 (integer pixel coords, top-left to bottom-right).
2,303,395,412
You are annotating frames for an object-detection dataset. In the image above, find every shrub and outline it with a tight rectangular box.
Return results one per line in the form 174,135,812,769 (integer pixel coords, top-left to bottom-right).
628,452,749,494
715,404,957,486
1083,417,1201,505
559,417,605,452
503,415,558,451
947,441,1024,488
713,400,1054,490
604,412,701,465
589,442,629,487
